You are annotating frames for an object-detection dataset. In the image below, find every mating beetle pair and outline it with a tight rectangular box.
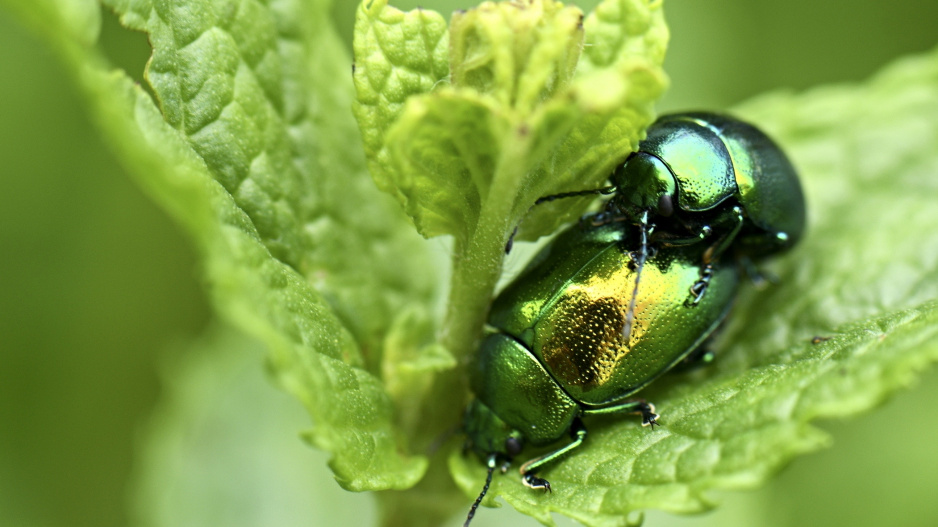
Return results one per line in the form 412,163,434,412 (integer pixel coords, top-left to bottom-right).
462,112,806,524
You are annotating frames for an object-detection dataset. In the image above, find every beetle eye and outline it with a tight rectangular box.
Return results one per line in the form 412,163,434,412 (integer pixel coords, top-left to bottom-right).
658,193,674,217
504,437,523,457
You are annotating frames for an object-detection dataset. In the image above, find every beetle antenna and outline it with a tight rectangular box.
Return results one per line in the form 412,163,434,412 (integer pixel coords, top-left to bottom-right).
533,186,617,206
622,210,650,339
464,454,498,527
505,186,617,253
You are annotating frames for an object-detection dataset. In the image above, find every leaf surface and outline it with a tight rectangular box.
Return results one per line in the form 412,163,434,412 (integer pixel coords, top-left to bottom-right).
9,0,436,491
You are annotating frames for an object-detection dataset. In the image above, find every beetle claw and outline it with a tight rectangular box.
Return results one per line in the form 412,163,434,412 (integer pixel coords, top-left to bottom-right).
523,474,552,493
688,263,714,305
638,402,660,428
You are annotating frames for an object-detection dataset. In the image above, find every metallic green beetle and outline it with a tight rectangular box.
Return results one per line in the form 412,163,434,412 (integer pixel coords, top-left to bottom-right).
463,113,804,525
463,218,740,525
613,112,805,303
534,112,806,305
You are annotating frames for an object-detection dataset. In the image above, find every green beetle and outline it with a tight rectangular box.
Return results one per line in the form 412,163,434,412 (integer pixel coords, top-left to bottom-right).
462,217,740,525
532,112,805,304
614,112,804,303
464,113,804,524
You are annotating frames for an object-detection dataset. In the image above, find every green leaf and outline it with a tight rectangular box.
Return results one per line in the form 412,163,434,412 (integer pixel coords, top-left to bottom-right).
354,0,668,244
516,0,671,240
352,0,450,208
451,45,938,526
10,0,436,491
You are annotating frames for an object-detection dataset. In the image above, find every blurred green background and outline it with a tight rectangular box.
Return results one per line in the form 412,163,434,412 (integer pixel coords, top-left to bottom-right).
1,1,936,526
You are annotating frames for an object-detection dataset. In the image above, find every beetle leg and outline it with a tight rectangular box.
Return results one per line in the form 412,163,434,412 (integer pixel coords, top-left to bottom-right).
582,400,659,428
522,474,552,493
687,263,714,306
653,224,712,247
700,206,745,263
518,418,589,491
688,206,744,304
586,210,628,227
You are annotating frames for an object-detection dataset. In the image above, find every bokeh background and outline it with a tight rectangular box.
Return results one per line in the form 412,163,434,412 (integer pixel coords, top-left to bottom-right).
2,1,937,526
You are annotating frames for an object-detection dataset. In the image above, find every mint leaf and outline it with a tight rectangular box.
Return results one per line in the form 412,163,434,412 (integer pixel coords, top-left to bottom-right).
451,46,938,526
516,0,670,240
11,0,434,491
352,0,450,209
355,0,668,244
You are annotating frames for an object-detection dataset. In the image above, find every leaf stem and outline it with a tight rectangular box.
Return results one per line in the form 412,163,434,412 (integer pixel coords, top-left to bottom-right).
381,125,532,526
439,121,532,404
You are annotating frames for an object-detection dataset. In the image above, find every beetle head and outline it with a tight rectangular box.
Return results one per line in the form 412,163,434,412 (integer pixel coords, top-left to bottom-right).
464,399,524,461
612,152,677,218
